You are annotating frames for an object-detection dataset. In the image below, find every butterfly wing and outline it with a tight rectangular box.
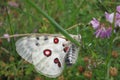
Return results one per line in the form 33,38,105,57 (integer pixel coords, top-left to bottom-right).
15,34,81,78
16,37,33,63
32,46,65,78
15,35,47,63
32,36,69,78
16,35,70,78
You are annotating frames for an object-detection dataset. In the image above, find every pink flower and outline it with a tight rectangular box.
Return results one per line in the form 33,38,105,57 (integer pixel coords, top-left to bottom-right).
95,24,112,38
105,12,114,23
90,18,112,38
115,13,120,27
105,5,120,27
4,34,10,42
105,12,120,27
8,1,19,7
106,27,112,37
90,18,100,29
89,6,120,38
116,6,120,13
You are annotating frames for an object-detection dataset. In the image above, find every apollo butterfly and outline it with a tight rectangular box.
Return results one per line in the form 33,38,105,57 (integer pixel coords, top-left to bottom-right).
15,34,81,78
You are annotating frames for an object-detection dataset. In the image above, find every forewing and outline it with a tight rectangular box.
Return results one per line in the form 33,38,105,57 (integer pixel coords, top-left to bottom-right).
15,36,43,63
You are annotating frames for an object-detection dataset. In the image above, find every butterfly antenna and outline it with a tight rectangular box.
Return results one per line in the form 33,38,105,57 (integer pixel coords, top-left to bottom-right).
66,23,83,31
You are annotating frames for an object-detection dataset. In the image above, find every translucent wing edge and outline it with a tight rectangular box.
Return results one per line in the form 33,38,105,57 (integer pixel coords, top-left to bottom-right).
15,37,33,63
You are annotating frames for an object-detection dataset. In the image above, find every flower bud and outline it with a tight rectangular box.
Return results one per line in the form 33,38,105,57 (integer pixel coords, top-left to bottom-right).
78,66,85,73
9,56,15,61
84,56,89,63
112,51,119,58
84,71,92,79
34,76,42,80
109,67,118,77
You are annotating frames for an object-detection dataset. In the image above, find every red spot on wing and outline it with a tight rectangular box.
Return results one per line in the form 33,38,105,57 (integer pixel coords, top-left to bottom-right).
63,47,69,52
53,37,59,44
54,58,61,67
43,49,52,57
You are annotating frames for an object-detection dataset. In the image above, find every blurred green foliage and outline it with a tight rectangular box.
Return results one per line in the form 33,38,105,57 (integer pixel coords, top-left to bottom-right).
0,0,120,80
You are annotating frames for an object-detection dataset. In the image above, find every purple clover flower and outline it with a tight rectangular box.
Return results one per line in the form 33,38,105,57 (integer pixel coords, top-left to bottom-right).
90,18,112,38
8,1,19,7
105,12,114,23
90,5,120,38
4,34,10,42
95,25,112,38
90,18,100,29
105,5,120,28
116,6,120,13
106,27,112,38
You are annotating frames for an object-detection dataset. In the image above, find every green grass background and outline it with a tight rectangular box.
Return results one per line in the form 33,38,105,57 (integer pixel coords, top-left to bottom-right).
0,0,120,80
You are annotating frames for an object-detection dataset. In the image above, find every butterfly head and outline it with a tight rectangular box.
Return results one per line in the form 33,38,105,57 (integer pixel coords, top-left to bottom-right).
70,34,81,43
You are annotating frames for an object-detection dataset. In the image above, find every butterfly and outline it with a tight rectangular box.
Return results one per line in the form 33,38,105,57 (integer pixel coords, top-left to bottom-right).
15,34,81,78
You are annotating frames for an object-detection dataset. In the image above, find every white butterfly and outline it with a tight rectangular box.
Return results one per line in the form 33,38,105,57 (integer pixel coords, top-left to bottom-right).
15,34,81,78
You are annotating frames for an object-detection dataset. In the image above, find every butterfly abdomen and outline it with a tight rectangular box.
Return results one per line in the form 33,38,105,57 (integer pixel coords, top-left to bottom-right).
65,44,78,66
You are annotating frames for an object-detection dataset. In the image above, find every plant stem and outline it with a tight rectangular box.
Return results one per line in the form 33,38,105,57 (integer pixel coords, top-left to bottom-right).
25,0,80,46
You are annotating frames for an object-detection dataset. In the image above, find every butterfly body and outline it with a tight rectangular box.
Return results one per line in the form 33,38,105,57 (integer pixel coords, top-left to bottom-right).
15,34,81,78
65,44,79,66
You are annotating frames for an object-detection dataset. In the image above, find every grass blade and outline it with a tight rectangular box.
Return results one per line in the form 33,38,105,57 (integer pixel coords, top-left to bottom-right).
25,0,80,46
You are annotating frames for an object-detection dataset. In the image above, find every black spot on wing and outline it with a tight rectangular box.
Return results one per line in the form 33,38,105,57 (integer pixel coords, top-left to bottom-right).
35,42,40,46
36,37,40,40
44,36,48,40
